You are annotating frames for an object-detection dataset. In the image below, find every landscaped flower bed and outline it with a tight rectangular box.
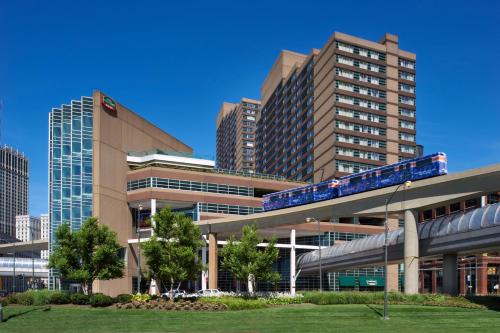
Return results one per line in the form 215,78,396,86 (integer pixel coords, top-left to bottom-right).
115,299,228,311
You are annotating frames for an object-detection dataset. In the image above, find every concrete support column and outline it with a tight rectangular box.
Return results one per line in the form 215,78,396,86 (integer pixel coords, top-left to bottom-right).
459,263,466,295
443,253,458,295
150,199,157,229
201,245,208,290
208,233,218,290
431,269,437,294
481,196,487,207
290,229,296,296
404,209,419,294
386,217,399,292
476,256,488,295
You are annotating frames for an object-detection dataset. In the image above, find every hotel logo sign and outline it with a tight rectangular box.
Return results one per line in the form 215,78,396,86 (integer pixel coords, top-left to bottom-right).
102,95,117,112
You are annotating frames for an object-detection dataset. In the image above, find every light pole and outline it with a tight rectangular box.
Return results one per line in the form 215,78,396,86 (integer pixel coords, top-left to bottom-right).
306,217,323,292
383,180,412,320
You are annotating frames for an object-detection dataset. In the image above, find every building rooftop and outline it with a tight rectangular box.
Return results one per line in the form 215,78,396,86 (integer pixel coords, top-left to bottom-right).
127,149,309,184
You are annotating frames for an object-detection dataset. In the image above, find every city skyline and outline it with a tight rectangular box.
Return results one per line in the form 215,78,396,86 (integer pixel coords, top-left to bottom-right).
1,0,499,215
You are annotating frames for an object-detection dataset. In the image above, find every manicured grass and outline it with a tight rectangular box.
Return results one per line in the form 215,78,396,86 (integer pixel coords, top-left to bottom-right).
2,304,500,333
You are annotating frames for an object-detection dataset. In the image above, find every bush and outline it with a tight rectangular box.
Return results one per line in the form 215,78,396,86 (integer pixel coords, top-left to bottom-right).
115,294,132,303
131,293,151,303
16,292,35,305
301,291,484,309
5,294,18,305
89,293,115,307
201,297,267,310
71,293,90,305
49,292,71,304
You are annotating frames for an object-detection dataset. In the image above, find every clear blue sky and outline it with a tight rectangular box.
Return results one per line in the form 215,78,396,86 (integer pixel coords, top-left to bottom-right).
1,0,499,216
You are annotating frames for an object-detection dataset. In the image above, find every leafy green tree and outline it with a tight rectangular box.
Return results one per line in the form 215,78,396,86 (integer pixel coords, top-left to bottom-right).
142,207,203,300
48,217,124,295
221,224,280,293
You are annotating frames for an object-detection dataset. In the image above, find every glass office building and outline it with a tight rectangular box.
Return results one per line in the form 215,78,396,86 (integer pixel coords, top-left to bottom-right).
48,96,94,289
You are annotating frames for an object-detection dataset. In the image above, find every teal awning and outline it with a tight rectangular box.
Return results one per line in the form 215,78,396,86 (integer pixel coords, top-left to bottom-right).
338,276,356,287
359,276,384,287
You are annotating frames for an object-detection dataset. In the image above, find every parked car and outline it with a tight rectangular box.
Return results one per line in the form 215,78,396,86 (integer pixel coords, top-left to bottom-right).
161,289,187,299
197,289,222,297
0,290,8,297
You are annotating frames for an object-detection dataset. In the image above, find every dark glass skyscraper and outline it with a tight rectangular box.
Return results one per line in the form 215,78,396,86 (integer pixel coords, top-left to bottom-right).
0,145,29,237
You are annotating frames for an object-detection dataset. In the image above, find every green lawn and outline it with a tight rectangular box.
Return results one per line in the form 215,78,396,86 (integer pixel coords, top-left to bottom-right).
1,304,499,333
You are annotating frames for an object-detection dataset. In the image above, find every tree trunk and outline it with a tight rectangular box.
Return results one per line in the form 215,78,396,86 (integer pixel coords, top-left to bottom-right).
169,277,175,301
247,274,255,294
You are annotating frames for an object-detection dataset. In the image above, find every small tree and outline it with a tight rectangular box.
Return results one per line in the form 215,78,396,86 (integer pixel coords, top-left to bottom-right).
142,207,203,300
48,217,124,295
221,224,280,293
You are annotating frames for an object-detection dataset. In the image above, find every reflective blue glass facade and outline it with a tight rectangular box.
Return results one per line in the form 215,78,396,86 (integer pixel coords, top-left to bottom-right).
48,96,93,289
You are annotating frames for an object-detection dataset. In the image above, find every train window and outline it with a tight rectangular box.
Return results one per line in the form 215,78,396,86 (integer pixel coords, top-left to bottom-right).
316,185,328,192
350,176,362,184
292,190,302,197
270,196,279,202
381,168,393,176
416,158,432,168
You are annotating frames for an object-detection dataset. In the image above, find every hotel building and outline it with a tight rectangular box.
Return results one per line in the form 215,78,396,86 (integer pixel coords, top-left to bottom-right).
48,90,303,295
256,32,417,182
216,98,261,173
0,145,29,237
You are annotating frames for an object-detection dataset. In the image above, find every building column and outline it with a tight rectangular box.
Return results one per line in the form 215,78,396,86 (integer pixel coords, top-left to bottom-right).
459,262,466,295
476,255,488,295
208,233,218,290
150,198,157,229
431,268,437,294
201,245,208,290
290,229,296,296
386,218,399,292
481,196,487,207
420,270,425,293
443,253,458,295
404,209,419,294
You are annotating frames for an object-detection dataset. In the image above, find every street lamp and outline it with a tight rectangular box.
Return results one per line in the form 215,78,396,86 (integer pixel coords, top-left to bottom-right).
383,180,412,320
306,217,323,292
27,224,35,288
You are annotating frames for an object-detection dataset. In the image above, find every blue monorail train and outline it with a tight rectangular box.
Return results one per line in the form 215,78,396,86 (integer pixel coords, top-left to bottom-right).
262,152,447,211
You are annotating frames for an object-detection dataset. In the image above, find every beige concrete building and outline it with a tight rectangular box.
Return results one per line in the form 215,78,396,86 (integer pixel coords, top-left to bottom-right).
216,98,261,173
256,32,417,182
49,91,303,295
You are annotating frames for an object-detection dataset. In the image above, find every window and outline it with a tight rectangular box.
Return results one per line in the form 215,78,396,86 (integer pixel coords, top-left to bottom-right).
399,120,415,130
399,132,415,142
399,83,415,93
399,58,415,69
399,108,415,118
399,95,415,106
399,144,415,154
399,71,415,82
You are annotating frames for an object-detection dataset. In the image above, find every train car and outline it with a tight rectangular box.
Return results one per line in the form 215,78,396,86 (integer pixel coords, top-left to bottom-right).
263,179,339,211
262,152,447,211
338,152,447,197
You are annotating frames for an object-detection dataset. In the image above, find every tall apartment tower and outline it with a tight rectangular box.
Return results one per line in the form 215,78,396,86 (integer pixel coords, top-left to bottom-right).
0,145,29,236
15,215,41,241
216,98,260,173
256,32,417,182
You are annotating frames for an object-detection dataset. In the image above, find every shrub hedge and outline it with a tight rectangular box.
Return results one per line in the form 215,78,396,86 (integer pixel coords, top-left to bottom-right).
301,291,484,309
70,293,90,305
89,293,115,307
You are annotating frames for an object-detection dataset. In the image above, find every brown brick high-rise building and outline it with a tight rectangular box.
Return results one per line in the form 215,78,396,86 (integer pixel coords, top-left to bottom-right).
216,98,260,173
256,32,417,182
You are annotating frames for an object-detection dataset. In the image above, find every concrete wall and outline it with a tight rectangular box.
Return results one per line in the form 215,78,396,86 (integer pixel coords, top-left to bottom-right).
91,90,192,296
